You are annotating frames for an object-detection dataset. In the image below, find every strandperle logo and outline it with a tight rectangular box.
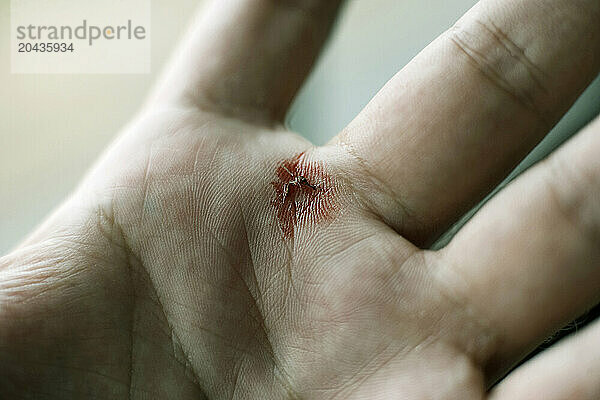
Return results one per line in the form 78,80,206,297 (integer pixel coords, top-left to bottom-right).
16,20,147,46
11,0,151,74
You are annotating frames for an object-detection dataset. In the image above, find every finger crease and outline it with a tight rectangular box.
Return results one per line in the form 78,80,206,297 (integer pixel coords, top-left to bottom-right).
447,20,552,130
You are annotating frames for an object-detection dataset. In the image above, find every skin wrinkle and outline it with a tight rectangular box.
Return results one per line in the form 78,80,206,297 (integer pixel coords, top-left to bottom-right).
278,215,307,327
295,249,425,398
311,231,378,266
332,335,441,399
228,357,244,400
104,211,208,398
475,19,549,94
237,203,265,311
192,134,220,178
236,200,297,397
130,281,208,398
187,323,256,359
126,237,135,400
330,139,426,240
546,152,600,246
207,204,289,388
447,21,552,129
1,237,117,306
325,341,396,395
541,159,594,247
427,250,500,368
139,143,158,225
1,258,68,292
2,211,201,398
129,264,206,397
29,362,132,389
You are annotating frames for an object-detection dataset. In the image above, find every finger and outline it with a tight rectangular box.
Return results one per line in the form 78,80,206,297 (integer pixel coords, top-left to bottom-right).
334,0,600,245
152,0,344,123
437,115,600,384
489,315,600,400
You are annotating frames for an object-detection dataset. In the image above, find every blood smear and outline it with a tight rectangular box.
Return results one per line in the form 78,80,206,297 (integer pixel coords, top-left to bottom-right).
271,152,337,240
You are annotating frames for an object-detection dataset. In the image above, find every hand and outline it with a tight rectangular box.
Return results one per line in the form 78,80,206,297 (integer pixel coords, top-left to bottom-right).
1,0,599,398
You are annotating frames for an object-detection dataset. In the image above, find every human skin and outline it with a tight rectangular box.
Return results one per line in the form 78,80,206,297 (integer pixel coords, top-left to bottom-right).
1,0,600,398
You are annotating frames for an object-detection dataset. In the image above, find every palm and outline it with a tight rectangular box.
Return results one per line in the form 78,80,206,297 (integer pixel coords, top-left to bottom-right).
107,111,494,399
2,109,487,398
3,1,600,399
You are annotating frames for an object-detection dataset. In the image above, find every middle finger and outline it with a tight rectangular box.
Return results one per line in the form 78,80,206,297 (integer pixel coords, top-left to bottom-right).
333,0,600,245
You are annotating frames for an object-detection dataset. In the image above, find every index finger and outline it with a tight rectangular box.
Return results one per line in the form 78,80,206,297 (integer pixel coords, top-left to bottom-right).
151,0,344,124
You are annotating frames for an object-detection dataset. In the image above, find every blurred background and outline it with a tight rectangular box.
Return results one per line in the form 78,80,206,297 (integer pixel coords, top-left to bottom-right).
1,0,599,254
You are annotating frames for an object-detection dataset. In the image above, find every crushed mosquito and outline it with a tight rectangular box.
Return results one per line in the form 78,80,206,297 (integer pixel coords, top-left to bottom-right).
271,152,338,240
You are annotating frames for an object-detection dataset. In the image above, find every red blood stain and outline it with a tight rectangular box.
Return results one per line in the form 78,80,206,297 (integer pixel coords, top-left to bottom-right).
271,152,337,240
